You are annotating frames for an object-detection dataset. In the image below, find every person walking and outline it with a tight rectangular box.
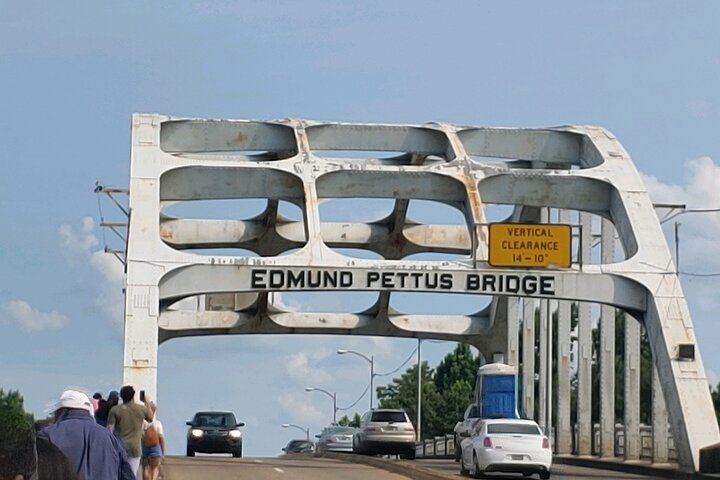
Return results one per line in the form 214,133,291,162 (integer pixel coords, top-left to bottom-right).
108,386,155,479
39,388,135,480
96,390,119,427
92,393,103,413
141,409,165,480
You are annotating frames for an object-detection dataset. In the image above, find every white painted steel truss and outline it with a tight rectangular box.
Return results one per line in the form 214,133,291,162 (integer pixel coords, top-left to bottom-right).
123,113,718,471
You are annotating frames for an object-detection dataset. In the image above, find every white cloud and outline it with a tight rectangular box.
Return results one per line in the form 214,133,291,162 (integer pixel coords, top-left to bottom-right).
58,216,99,258
58,217,125,323
642,157,720,253
0,300,67,331
284,352,333,385
641,174,687,206
277,392,325,425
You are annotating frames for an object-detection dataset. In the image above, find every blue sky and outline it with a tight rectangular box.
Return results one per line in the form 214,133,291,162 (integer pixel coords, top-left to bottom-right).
1,1,720,457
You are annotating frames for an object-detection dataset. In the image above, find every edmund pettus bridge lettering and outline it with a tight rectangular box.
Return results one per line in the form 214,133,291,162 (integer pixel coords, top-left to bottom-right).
249,268,556,296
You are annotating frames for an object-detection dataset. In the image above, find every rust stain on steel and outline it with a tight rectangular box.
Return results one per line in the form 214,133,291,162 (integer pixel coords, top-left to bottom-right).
159,226,173,240
227,129,247,148
465,177,484,223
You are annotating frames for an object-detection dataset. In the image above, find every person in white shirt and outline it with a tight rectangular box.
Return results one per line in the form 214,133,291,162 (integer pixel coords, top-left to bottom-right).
140,409,164,480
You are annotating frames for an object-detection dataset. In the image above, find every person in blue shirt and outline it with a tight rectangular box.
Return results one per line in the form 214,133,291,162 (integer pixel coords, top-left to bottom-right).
40,389,135,480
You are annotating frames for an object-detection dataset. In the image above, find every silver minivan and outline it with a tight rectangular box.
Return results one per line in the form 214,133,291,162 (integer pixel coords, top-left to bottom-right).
353,409,416,459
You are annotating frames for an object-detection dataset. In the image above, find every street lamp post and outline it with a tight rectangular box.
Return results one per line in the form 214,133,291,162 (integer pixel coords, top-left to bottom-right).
417,339,422,442
281,423,309,441
305,387,337,425
337,349,375,410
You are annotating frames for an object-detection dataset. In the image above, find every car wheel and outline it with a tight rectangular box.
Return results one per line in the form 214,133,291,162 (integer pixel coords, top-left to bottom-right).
472,452,485,479
460,454,469,477
352,436,364,455
539,471,551,479
232,445,242,458
186,447,195,457
401,448,415,460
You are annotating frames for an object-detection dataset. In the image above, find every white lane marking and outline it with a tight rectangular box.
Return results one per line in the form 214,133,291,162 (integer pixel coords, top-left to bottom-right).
254,459,264,463
273,467,284,473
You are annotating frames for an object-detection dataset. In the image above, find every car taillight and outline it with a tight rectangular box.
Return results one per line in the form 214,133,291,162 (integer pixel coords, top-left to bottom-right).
483,436,493,448
403,426,415,432
542,437,550,449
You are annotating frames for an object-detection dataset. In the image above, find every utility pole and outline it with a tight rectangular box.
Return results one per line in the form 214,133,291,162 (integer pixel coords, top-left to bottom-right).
417,339,422,442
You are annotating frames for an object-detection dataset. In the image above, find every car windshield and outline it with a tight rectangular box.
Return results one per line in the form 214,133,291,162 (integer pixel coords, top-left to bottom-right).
194,413,236,427
371,411,407,423
324,427,356,434
288,440,312,448
487,423,541,435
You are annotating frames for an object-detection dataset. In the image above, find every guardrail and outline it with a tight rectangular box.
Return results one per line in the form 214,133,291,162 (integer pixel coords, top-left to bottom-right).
416,424,676,462
416,434,455,458
593,424,676,461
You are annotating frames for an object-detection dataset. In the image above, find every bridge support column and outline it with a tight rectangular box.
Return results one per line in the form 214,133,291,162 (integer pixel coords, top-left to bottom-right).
538,210,550,434
577,212,593,456
122,284,159,400
624,314,641,461
538,300,548,432
599,219,616,458
556,300,572,453
555,209,573,455
506,298,519,368
652,365,669,463
522,297,535,419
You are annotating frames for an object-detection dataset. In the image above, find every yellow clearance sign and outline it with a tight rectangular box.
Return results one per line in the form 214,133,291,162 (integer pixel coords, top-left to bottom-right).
488,223,571,268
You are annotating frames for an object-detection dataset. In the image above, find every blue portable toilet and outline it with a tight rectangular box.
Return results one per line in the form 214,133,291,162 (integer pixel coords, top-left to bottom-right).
474,363,520,419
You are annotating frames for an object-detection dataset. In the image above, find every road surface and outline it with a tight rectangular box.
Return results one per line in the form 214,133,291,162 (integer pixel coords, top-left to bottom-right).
416,458,667,479
162,455,669,479
161,455,409,480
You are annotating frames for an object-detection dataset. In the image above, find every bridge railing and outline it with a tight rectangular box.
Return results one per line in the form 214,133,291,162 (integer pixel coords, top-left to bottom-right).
416,434,455,458
416,424,676,462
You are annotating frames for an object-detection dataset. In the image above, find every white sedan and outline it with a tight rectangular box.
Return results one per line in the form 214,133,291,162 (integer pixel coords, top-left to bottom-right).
460,418,552,479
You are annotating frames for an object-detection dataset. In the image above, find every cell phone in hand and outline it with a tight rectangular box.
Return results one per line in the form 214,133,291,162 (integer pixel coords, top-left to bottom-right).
139,390,145,402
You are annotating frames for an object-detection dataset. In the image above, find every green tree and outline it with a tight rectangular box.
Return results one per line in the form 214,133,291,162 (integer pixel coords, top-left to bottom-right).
376,361,443,437
433,343,480,430
0,389,33,438
337,413,361,427
376,343,481,439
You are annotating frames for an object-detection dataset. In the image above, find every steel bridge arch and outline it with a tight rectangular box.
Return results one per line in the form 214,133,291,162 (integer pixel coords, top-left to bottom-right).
122,114,718,472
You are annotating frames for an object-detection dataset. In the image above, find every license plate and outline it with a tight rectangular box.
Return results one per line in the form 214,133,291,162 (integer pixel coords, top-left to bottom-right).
510,454,525,461
384,426,397,431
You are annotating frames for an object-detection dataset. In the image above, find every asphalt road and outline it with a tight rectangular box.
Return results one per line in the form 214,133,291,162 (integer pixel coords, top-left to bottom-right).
161,455,410,480
415,458,663,479
162,455,669,480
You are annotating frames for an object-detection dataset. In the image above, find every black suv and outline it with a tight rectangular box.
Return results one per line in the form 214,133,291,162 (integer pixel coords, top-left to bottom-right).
186,411,245,457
